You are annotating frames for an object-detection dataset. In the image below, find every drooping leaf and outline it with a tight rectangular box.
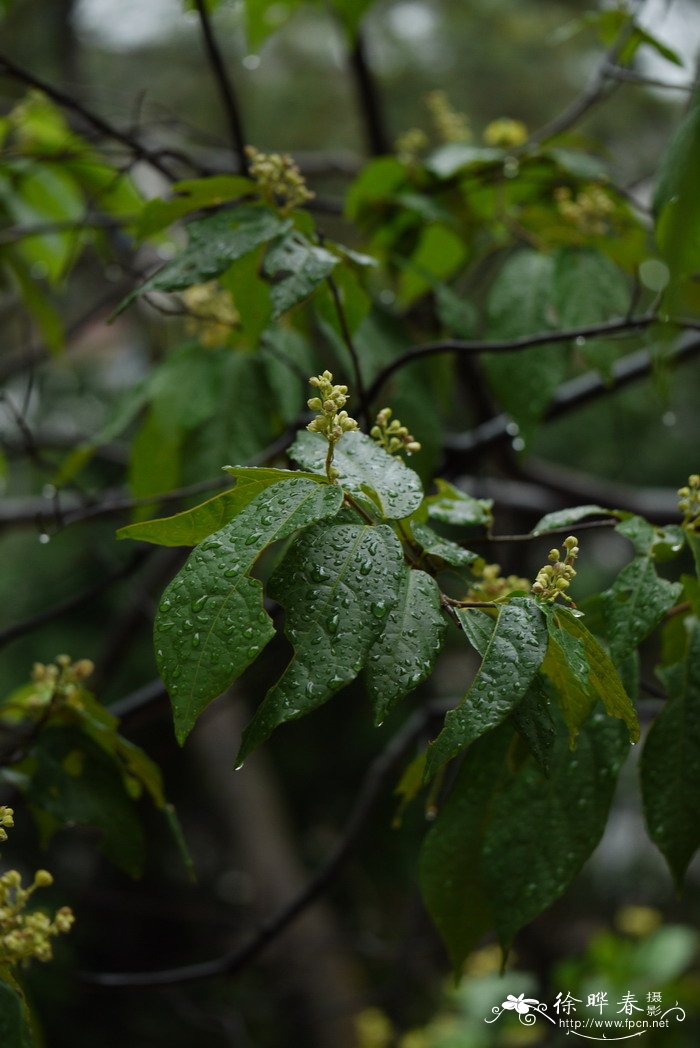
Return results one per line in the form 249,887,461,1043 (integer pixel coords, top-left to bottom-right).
425,479,493,528
531,504,611,535
601,556,682,663
654,92,700,286
237,523,404,762
290,431,424,520
425,598,548,779
365,567,446,724
263,232,338,316
155,478,344,743
542,606,640,743
483,712,630,949
23,726,146,877
641,616,700,886
419,726,513,970
117,207,290,312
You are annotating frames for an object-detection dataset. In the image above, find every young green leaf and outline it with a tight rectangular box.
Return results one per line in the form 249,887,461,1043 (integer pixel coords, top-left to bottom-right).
118,483,269,547
365,567,446,724
483,712,630,949
641,616,700,886
419,726,513,971
410,522,481,568
290,430,424,520
237,523,403,763
542,606,640,743
155,478,344,743
425,598,548,779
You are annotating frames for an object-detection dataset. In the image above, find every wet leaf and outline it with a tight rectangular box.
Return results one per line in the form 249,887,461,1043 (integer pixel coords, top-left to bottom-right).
237,523,403,761
531,504,611,536
155,478,344,743
365,567,446,723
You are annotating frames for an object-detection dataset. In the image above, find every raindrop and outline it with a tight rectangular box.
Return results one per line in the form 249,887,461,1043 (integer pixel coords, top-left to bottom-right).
370,601,388,619
575,335,586,348
245,533,260,546
192,595,208,613
359,559,373,576
192,633,201,648
328,614,339,635
247,645,259,658
38,532,50,544
159,598,172,612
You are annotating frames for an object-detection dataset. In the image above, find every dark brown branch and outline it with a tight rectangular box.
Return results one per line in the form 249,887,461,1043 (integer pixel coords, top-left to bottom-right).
0,550,151,652
444,336,700,464
193,0,248,174
325,274,369,425
365,313,657,404
0,54,179,181
348,28,389,156
81,699,449,988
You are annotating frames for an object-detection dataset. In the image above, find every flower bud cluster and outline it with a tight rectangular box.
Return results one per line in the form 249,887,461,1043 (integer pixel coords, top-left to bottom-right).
555,184,614,236
425,90,471,143
532,536,579,602
0,806,14,843
307,371,358,443
245,145,314,214
0,812,74,967
483,117,528,148
371,408,421,456
28,655,95,712
466,562,530,602
182,281,239,348
394,127,429,164
678,474,700,531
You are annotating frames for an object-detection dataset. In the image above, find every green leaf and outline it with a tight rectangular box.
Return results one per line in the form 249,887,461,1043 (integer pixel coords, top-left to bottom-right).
263,232,338,316
688,533,700,577
237,523,404,762
155,478,343,743
601,556,682,663
345,157,407,220
511,675,557,775
365,567,446,724
425,478,493,528
531,504,611,535
552,247,630,376
542,606,640,743
290,431,424,520
654,93,700,288
397,224,468,307
118,206,290,312
24,726,146,877
120,469,326,549
0,975,34,1048
128,408,182,518
426,598,548,779
410,522,481,568
481,250,567,437
641,617,700,885
419,727,513,970
135,175,253,238
220,245,273,346
483,712,630,949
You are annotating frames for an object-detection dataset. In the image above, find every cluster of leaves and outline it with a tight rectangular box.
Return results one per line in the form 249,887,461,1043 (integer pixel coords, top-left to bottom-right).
1,0,700,1029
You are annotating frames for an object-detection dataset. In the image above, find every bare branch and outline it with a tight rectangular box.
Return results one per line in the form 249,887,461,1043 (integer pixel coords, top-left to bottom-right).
348,28,390,156
193,0,249,174
325,273,369,425
0,53,179,181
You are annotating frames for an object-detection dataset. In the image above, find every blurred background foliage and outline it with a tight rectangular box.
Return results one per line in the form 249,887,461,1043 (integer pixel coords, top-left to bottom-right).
1,0,700,1045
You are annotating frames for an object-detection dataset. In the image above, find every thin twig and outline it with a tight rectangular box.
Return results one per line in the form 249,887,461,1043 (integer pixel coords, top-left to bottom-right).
0,216,131,247
443,335,700,463
365,313,657,404
193,0,248,174
326,274,369,425
0,53,178,181
81,699,450,988
602,64,697,93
